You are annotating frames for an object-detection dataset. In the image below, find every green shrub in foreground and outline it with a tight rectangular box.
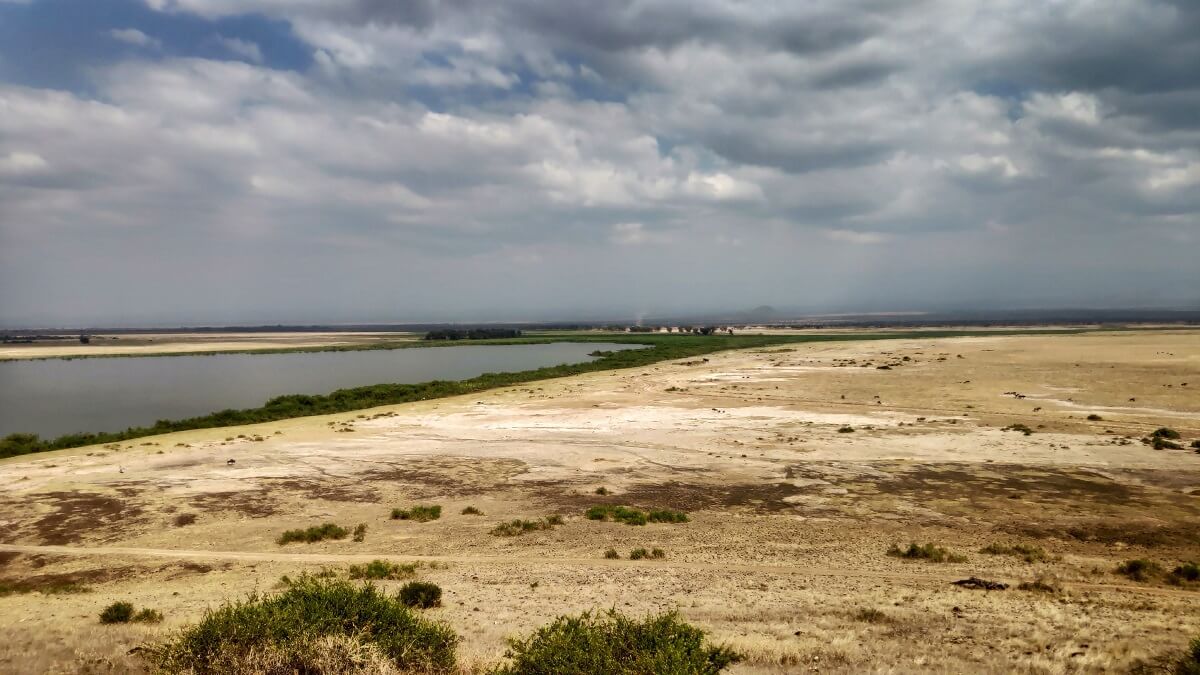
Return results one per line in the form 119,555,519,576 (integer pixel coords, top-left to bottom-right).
492,609,739,675
1175,636,1200,675
145,576,457,674
276,523,349,545
399,581,442,609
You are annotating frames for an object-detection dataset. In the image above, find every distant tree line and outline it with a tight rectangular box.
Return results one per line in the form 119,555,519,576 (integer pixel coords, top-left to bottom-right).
423,328,523,341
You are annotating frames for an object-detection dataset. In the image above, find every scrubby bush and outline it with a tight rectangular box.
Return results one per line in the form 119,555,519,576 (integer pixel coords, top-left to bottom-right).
391,505,442,522
134,608,164,624
887,542,967,563
144,576,457,673
1016,577,1060,594
604,548,620,559
461,506,483,515
399,581,442,609
837,426,855,433
1153,428,1182,440
352,523,367,542
1002,423,1034,436
595,487,610,495
630,548,648,560
1175,636,1200,675
490,518,559,537
586,505,688,526
980,542,1049,563
1169,561,1199,585
276,523,349,545
173,513,198,527
492,609,740,675
1116,558,1164,582
1086,414,1103,421
348,560,418,581
853,608,889,623
100,601,135,624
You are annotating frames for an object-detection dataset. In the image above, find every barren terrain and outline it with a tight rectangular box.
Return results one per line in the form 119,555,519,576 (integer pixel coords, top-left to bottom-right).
1,330,1198,673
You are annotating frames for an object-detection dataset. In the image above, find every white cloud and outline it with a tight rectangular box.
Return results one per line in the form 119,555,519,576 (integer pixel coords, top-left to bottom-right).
217,36,264,63
108,28,161,49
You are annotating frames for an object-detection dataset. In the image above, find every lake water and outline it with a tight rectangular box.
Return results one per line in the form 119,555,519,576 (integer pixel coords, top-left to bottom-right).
0,342,640,438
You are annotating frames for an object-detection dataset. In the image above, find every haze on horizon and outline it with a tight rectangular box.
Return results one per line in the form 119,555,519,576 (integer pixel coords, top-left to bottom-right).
1,0,1198,328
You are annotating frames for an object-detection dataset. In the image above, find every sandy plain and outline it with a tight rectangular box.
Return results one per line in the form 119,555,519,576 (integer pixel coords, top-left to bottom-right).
0,330,1198,673
0,332,418,360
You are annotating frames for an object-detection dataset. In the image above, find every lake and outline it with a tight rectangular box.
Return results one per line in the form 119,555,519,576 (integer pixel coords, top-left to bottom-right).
0,342,640,438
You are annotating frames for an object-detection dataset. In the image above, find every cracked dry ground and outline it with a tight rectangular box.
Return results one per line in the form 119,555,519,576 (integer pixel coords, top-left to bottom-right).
1,329,1198,673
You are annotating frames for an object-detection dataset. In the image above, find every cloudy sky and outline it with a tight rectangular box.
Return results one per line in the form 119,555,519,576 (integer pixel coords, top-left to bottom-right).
1,0,1197,327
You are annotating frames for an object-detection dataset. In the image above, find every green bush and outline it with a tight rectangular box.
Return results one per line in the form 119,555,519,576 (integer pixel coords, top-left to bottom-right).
887,542,967,563
586,505,688,526
391,505,442,522
1152,428,1181,440
1175,636,1200,675
630,548,648,560
493,609,740,675
276,523,349,545
352,523,367,542
134,608,164,624
399,581,442,609
1169,561,1199,584
145,576,457,673
348,560,418,580
100,601,135,624
1116,558,1164,582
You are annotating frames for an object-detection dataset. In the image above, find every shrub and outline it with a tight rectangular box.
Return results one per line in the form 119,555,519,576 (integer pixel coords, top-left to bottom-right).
604,549,620,560
1175,637,1200,675
1152,428,1182,440
352,523,367,542
399,581,442,609
391,505,442,522
493,609,740,675
348,560,418,580
1169,561,1200,584
1086,414,1103,421
100,601,135,624
630,548,648,560
145,576,457,673
595,487,610,495
837,426,855,433
134,608,164,624
980,542,1049,563
461,506,483,515
651,548,666,559
546,514,564,526
491,518,559,537
853,608,889,623
1116,559,1164,582
887,543,967,563
1002,423,1034,436
276,523,349,545
174,513,198,527
586,505,688,526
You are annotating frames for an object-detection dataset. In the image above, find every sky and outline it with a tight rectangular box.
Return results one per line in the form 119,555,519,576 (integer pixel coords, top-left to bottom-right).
0,0,1198,327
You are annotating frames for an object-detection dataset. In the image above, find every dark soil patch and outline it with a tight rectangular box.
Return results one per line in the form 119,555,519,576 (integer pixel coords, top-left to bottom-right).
1004,521,1200,547
530,479,801,513
265,479,380,503
360,457,527,497
32,492,147,545
189,489,278,518
0,552,19,569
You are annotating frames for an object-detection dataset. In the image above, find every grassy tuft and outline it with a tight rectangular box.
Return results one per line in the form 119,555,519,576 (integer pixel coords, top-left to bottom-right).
276,523,349,546
144,576,457,673
887,542,967,563
980,542,1049,563
100,601,135,624
604,548,620,560
490,518,560,537
352,523,367,542
461,506,483,515
347,560,418,581
391,505,442,522
493,609,740,675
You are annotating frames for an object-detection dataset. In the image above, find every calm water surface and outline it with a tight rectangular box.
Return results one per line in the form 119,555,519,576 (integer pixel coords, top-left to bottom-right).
0,343,640,438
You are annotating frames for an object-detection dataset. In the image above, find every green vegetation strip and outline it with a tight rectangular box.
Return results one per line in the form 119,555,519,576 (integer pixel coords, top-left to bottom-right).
1,330,1084,459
